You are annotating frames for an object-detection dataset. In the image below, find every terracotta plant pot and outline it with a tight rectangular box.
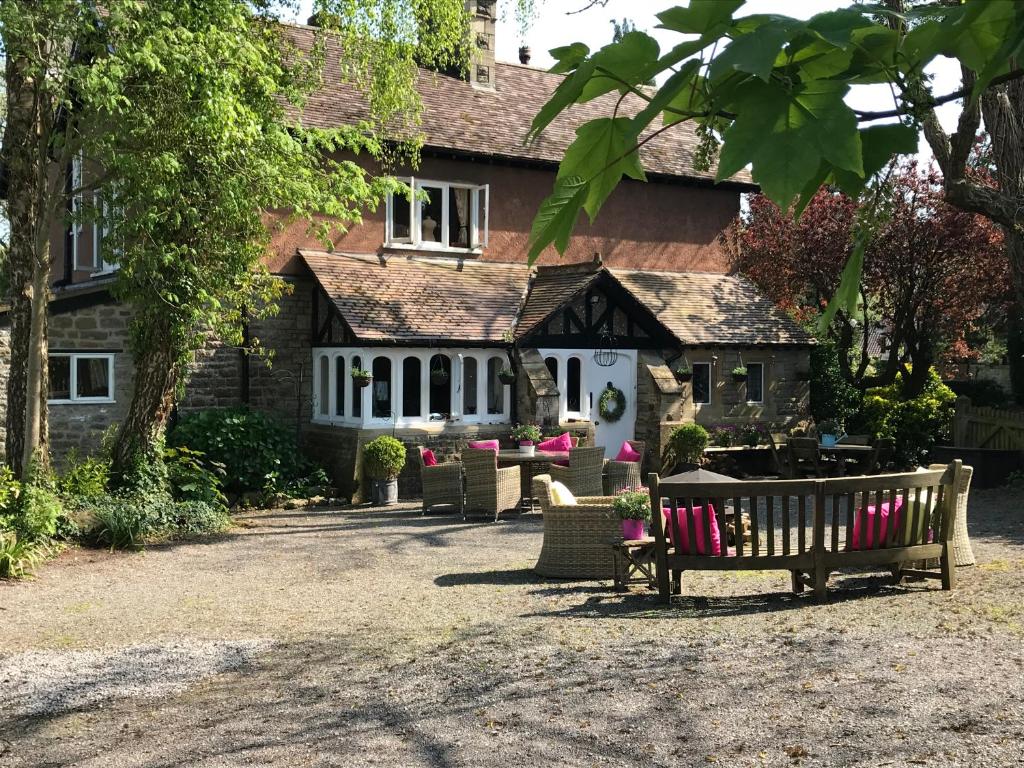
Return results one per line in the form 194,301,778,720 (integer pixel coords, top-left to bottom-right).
621,519,645,540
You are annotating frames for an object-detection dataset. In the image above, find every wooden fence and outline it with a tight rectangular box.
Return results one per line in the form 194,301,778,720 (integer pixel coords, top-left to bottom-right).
953,396,1024,450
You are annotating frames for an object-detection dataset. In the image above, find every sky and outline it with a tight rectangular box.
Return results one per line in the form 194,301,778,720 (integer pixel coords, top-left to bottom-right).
295,0,966,163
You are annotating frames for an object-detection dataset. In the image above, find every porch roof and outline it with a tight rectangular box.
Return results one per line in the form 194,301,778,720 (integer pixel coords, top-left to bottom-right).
300,250,529,343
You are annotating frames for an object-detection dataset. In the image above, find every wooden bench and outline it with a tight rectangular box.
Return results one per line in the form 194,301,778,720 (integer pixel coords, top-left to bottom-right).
647,461,964,602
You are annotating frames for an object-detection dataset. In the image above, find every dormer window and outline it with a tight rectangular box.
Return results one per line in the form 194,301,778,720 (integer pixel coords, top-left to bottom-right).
385,177,489,253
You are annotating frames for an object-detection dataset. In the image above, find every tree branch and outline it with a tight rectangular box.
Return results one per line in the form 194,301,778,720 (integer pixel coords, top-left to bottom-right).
852,68,1024,121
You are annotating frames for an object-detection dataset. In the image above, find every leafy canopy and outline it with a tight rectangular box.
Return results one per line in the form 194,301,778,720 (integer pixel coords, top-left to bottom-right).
525,0,1024,287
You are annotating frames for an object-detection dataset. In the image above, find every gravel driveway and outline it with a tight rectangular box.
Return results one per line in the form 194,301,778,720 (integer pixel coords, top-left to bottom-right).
1,489,1022,767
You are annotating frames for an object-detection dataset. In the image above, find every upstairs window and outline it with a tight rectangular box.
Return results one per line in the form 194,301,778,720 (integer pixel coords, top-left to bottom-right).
49,353,115,403
386,177,489,252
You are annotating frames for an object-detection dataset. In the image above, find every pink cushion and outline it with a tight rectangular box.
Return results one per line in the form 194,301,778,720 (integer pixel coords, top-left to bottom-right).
850,498,904,550
615,441,641,463
538,432,573,452
467,439,499,453
421,449,437,467
662,505,721,556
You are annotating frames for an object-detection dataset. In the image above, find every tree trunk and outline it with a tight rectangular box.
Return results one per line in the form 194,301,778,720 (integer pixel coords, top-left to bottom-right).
3,47,51,478
111,319,180,475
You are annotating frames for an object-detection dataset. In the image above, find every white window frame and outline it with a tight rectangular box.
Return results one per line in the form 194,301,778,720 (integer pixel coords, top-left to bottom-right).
384,176,489,254
310,347,509,427
745,362,765,405
48,353,116,404
70,154,93,272
538,350,591,423
91,193,119,277
692,362,712,406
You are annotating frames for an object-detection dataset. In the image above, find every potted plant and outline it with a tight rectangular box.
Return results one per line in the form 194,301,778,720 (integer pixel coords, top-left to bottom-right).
612,488,651,540
731,365,748,383
667,423,709,472
739,423,763,448
430,364,449,385
818,419,842,448
511,423,542,456
710,425,735,447
498,364,516,385
351,367,372,388
363,436,406,505
673,362,693,382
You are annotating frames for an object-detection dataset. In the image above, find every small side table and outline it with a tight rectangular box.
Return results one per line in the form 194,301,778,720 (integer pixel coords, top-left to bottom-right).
611,536,658,592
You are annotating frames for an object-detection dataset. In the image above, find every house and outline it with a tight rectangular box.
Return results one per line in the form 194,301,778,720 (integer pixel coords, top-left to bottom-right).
0,2,813,499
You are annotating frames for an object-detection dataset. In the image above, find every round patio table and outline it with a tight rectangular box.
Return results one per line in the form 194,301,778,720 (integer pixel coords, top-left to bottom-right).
497,449,570,511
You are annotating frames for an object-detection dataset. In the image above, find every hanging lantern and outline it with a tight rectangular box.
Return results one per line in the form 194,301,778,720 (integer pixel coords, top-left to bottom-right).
593,332,618,367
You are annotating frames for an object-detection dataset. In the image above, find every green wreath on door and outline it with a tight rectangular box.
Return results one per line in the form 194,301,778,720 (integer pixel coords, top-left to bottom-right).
598,384,626,423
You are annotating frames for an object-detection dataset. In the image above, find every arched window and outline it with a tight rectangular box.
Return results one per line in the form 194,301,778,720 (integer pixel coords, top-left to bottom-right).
486,357,504,415
545,356,558,385
463,356,478,416
566,356,582,414
402,357,422,417
318,354,330,416
351,354,362,418
334,356,345,417
429,353,451,418
372,356,392,419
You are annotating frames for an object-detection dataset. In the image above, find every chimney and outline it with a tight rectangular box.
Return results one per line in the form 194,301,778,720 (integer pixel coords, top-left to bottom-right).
518,45,531,65
466,1,496,90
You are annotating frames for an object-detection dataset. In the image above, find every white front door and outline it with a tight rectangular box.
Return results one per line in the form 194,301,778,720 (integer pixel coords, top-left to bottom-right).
538,348,637,458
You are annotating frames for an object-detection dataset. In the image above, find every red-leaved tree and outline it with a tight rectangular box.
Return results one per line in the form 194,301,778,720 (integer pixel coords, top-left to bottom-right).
728,163,1010,397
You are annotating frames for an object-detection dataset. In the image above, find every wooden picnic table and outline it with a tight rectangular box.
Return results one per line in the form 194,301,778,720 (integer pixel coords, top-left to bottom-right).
497,449,570,511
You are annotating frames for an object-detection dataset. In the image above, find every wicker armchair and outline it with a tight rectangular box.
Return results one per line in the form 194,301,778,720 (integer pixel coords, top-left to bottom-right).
549,446,605,497
413,447,463,516
533,474,621,579
604,440,646,494
462,448,521,522
928,463,975,566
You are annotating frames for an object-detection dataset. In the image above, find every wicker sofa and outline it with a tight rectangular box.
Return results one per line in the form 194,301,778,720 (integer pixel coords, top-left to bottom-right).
413,447,463,516
533,473,621,579
462,448,520,522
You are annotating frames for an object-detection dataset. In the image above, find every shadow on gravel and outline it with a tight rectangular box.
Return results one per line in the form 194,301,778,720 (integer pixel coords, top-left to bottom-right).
434,567,538,587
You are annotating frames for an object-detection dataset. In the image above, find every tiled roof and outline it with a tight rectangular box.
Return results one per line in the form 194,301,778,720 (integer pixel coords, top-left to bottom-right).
300,250,529,342
285,24,753,186
514,260,603,339
611,270,814,346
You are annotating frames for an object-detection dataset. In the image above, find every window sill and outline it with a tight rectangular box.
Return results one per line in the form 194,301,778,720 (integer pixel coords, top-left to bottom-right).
48,399,115,405
90,267,118,278
383,243,483,257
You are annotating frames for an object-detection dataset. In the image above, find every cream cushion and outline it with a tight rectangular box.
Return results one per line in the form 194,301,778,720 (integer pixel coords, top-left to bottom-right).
549,481,577,506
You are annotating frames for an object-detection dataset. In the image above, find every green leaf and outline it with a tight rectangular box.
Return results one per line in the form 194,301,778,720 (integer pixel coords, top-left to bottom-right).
806,7,873,47
709,18,802,82
832,123,918,198
559,118,646,220
580,31,661,102
630,60,701,129
549,42,590,74
527,176,588,263
818,236,865,334
657,1,743,36
527,59,596,142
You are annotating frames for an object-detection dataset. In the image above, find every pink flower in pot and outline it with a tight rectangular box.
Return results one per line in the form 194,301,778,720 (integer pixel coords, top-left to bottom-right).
612,488,651,542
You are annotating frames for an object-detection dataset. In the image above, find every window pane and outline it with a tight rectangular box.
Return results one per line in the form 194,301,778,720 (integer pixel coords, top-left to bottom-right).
463,357,478,415
49,357,71,401
372,357,392,418
747,363,764,403
473,187,487,247
76,356,111,399
402,357,422,417
693,363,711,404
351,355,362,418
486,357,504,415
391,191,411,240
545,356,558,384
566,357,582,413
318,355,329,415
428,354,451,418
418,185,443,243
335,357,345,416
449,187,470,248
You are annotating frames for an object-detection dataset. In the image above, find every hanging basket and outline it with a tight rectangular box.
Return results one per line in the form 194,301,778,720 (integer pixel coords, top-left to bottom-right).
498,368,516,385
674,369,693,383
352,374,372,389
430,368,450,386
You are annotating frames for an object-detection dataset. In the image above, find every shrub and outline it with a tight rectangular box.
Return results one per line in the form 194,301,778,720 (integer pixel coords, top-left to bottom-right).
0,532,42,579
854,368,956,466
809,341,861,425
57,450,110,500
612,489,651,521
363,436,406,481
86,497,153,551
738,423,765,447
165,446,227,511
667,424,709,466
169,407,318,493
162,500,230,536
709,425,736,447
15,485,63,542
